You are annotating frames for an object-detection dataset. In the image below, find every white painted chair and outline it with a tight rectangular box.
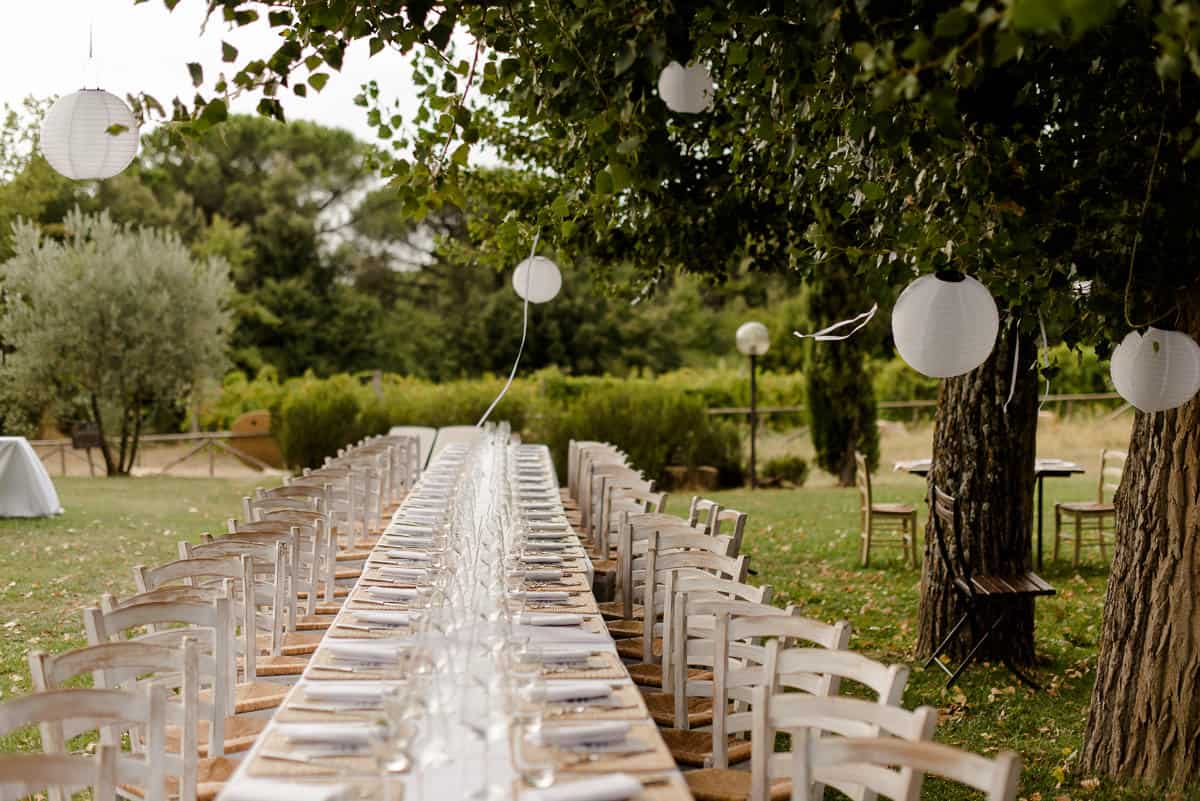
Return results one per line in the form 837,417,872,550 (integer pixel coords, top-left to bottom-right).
29,640,206,801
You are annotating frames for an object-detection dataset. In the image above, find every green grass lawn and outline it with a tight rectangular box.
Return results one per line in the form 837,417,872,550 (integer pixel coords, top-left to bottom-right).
0,460,1186,800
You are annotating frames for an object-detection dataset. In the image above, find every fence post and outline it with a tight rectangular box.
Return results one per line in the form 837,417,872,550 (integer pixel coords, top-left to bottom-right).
59,444,66,477
209,441,215,477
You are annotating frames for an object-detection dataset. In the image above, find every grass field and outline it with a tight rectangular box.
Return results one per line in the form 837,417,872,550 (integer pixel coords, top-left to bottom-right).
2,414,1191,800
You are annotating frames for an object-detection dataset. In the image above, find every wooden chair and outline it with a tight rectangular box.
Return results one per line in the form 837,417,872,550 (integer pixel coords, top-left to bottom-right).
664,605,847,780
1054,448,1125,565
616,536,749,668
925,485,1055,688
0,688,163,801
856,451,916,568
767,726,1020,801
28,639,234,801
748,694,944,801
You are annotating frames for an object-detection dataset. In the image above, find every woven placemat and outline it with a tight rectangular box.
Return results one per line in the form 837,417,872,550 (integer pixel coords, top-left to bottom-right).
247,729,377,779
539,651,627,681
522,722,676,775
539,683,647,723
515,773,693,801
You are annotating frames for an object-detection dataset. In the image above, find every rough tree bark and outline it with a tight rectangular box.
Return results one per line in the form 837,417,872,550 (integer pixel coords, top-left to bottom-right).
916,321,1040,665
1080,298,1200,786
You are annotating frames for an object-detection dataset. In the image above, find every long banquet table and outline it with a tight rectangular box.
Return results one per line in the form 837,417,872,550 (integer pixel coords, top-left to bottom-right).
219,439,693,801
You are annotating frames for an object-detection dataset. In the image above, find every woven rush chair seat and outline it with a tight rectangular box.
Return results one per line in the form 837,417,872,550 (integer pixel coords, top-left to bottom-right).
626,662,713,688
641,690,714,728
295,613,338,631
165,714,266,756
1056,500,1111,512
658,729,752,768
615,636,662,660
686,769,791,801
201,680,289,714
598,600,643,621
606,619,644,639
256,630,323,656
121,755,238,801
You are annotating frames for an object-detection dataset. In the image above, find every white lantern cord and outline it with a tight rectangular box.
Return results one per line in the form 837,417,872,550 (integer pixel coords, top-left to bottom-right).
478,233,560,427
794,303,878,342
891,270,1000,378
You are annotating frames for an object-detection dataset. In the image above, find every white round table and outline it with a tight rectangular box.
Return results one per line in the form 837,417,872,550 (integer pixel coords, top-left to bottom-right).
0,436,63,517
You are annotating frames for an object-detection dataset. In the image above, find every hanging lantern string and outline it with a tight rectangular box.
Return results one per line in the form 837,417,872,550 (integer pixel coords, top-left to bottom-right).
476,229,540,428
793,303,878,341
1002,317,1021,416
1037,312,1051,412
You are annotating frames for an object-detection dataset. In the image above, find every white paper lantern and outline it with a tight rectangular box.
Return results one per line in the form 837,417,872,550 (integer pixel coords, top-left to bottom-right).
512,256,562,304
657,61,714,113
1109,327,1200,413
891,270,1000,378
40,89,139,180
736,321,770,356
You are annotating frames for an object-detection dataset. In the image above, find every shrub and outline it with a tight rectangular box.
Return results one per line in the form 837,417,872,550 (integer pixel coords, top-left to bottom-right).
276,374,371,469
198,367,288,429
761,455,809,487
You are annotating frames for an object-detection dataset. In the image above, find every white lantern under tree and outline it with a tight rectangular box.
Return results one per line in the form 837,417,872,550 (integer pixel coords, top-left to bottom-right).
512,256,562,304
891,270,1000,378
40,89,139,181
1109,327,1200,413
657,61,714,114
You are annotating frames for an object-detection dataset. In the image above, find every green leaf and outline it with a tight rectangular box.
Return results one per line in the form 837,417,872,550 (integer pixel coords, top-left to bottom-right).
308,73,330,92
594,170,614,195
369,37,384,57
187,62,204,87
451,143,470,166
293,84,308,97
1010,0,1064,32
221,41,238,63
861,182,885,202
614,42,637,77
267,10,292,27
934,8,972,39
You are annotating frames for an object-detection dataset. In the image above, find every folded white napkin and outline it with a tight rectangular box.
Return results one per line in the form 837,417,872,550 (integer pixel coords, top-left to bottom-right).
525,774,643,801
527,531,570,540
533,683,613,704
367,586,418,600
376,566,427,582
525,541,568,551
519,627,611,646
324,640,402,662
389,523,434,534
517,613,584,627
521,646,595,664
525,511,562,521
524,569,565,582
304,682,387,704
221,779,353,801
278,722,373,747
529,522,569,532
537,721,630,748
515,590,570,601
383,549,431,562
353,610,411,625
522,555,563,565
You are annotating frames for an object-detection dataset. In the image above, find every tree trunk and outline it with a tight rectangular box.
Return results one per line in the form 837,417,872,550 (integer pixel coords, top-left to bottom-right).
916,321,1040,665
125,407,144,474
805,263,880,487
90,393,119,477
1080,299,1200,787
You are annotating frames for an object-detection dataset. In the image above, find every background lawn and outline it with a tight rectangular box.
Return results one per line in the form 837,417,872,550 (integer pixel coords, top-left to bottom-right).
3,414,1186,800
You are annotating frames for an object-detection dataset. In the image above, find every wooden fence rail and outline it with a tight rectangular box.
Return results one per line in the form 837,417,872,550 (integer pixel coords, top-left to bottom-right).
29,431,280,477
706,391,1130,421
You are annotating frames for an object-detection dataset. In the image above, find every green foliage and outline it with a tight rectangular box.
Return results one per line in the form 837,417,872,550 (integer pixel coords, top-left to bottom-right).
0,210,231,474
761,455,809,487
275,373,373,470
198,367,288,429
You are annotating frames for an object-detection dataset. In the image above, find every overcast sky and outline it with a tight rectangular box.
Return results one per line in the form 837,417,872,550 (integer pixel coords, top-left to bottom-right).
0,0,423,144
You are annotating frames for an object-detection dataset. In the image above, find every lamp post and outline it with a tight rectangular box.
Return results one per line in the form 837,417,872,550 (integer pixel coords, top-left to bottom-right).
736,321,770,489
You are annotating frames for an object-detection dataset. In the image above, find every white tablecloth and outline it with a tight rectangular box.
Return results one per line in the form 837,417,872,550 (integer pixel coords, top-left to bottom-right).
0,437,63,517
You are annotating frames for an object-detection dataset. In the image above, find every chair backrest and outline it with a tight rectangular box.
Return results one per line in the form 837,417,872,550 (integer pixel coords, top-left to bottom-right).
770,643,909,703
855,451,873,526
781,729,1020,801
712,506,749,556
84,597,235,737
751,692,942,801
219,520,311,629
0,686,166,801
1099,448,1126,503
29,640,200,801
389,426,436,471
929,484,971,587
0,746,119,801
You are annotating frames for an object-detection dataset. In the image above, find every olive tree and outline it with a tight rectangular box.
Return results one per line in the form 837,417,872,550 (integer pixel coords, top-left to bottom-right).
0,209,231,475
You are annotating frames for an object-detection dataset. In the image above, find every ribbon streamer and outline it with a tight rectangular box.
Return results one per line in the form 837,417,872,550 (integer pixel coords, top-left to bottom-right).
476,230,540,428
1002,317,1021,416
793,303,879,342
1037,312,1051,412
